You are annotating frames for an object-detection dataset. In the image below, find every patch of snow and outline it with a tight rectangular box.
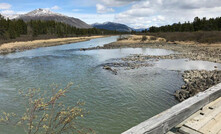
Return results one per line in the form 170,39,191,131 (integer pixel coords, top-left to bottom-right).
25,8,63,17
103,21,112,25
2,14,20,19
92,22,101,25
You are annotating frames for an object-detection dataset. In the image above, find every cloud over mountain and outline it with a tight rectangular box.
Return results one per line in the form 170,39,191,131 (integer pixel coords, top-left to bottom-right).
114,0,221,28
97,0,140,7
1,0,221,29
96,4,114,13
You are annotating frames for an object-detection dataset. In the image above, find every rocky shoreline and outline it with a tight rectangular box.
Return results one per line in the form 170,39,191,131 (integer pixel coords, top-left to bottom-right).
102,60,154,75
90,35,221,101
175,70,221,101
85,42,221,63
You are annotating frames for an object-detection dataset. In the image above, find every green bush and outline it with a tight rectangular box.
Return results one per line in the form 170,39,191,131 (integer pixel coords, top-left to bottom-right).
141,35,147,41
149,36,157,40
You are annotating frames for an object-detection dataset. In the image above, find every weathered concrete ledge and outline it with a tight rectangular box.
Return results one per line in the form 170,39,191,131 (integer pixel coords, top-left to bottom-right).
122,83,221,134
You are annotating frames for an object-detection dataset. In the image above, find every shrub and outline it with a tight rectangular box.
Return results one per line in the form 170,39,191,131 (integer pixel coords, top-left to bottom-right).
149,36,157,40
117,35,128,41
0,83,94,134
141,35,147,41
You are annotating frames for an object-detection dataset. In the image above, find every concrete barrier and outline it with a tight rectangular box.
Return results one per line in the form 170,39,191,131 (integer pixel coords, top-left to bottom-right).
122,83,221,134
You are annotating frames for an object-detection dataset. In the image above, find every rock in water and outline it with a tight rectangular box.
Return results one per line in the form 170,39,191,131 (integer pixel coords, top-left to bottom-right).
103,65,117,75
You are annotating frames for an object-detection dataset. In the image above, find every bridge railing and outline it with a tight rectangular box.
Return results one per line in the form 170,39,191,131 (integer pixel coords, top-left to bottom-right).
122,83,221,134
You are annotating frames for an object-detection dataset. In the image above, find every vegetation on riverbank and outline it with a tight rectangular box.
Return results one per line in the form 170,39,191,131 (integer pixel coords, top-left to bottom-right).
0,35,105,54
147,17,221,32
139,16,221,44
146,31,221,44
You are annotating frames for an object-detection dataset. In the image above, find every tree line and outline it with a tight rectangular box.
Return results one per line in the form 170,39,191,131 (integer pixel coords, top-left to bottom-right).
0,15,27,39
0,14,122,40
145,17,221,33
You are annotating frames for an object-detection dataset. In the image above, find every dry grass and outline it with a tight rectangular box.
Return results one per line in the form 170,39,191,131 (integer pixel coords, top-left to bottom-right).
112,34,221,47
0,35,59,45
117,35,166,44
141,35,147,41
0,35,105,54
147,31,221,44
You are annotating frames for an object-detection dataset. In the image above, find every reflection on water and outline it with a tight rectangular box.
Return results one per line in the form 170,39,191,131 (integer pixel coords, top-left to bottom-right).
79,48,175,62
0,36,119,59
0,36,220,134
155,59,221,71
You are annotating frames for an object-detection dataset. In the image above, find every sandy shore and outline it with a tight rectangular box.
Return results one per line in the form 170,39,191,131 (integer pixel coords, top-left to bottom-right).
0,35,106,54
87,35,221,101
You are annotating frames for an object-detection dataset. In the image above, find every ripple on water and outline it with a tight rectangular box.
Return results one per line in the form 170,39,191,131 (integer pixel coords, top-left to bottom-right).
0,36,220,134
155,59,221,71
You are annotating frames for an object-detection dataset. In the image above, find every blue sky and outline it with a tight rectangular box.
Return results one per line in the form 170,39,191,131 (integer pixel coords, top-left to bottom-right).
1,0,221,28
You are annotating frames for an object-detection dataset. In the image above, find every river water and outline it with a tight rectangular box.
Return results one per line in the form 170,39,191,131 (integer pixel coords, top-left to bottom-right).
0,36,221,134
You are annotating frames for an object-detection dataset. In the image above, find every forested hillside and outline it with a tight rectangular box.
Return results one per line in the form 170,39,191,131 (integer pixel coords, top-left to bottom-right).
0,14,120,41
146,17,221,33
92,22,132,32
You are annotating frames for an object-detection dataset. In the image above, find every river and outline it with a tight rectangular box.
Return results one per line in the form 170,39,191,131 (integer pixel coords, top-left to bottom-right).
0,36,221,134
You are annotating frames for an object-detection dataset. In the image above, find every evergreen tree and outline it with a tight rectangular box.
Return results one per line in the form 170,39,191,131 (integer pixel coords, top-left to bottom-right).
147,16,221,33
0,13,125,41
8,21,16,39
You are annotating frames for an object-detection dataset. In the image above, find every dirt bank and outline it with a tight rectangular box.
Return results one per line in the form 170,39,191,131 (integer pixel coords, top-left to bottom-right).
0,36,106,54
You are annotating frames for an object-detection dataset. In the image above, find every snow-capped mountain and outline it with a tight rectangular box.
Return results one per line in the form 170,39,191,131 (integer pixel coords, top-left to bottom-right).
92,22,133,32
25,8,62,16
15,8,92,29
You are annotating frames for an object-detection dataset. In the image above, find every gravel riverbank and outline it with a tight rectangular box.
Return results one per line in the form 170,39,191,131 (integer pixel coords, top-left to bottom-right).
88,35,221,101
175,70,221,101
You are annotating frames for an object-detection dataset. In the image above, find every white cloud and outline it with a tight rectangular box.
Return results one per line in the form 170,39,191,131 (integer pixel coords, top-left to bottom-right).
51,5,60,10
157,15,165,21
114,0,221,28
62,12,115,24
45,5,61,10
0,10,18,19
72,9,82,12
97,0,140,7
0,10,14,14
96,4,114,14
0,3,11,10
2,0,221,29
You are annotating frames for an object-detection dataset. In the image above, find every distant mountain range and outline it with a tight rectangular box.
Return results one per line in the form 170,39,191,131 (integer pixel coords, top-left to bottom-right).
2,9,148,31
132,28,148,32
92,22,133,32
92,22,147,32
11,8,92,29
